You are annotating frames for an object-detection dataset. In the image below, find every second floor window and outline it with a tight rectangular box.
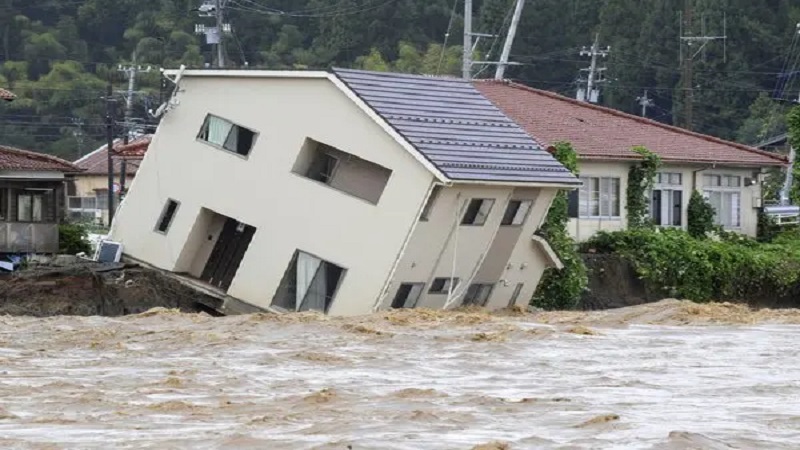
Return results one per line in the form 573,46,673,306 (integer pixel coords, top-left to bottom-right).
197,114,257,157
579,177,620,218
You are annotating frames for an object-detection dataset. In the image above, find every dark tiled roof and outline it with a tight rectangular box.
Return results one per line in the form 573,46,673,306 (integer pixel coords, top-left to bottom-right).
75,135,151,175
332,69,579,185
0,145,82,172
0,88,15,101
476,80,787,167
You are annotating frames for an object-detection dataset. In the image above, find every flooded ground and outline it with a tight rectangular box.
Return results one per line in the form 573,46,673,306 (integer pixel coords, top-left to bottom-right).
0,300,799,449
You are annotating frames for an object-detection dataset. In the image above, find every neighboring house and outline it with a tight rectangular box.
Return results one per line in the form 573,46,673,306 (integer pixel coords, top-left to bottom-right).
477,81,787,240
0,88,16,102
72,135,151,226
0,145,82,253
109,69,579,316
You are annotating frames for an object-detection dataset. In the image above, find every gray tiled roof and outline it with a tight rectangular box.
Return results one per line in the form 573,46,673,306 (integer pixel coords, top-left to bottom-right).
333,68,579,185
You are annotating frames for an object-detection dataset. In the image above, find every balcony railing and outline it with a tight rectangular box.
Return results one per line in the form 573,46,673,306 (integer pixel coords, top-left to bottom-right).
0,222,59,253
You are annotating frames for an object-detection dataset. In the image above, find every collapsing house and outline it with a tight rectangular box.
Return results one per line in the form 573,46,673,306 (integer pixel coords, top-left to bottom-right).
109,69,579,316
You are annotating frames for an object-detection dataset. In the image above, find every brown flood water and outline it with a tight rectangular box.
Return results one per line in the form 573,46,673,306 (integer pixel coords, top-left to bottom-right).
0,299,799,449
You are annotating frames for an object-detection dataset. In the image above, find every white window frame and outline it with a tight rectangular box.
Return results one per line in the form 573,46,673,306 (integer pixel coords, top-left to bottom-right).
197,114,257,157
501,199,534,226
650,172,684,227
703,174,742,229
578,176,621,219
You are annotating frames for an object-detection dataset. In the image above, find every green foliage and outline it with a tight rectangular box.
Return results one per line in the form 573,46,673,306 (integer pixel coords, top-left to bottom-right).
787,106,800,205
58,223,92,255
626,146,660,229
532,142,588,311
737,93,788,144
687,190,716,238
2,1,800,157
583,228,800,302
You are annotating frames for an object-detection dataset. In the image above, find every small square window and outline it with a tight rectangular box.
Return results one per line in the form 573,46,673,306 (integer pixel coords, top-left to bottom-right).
461,199,495,226
198,114,256,156
429,277,459,294
501,200,533,226
155,199,180,234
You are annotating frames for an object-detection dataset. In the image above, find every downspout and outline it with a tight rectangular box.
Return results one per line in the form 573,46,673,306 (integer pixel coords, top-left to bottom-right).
372,180,448,311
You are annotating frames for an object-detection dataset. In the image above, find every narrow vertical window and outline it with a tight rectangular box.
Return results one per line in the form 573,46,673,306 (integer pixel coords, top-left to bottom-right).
501,200,533,226
156,199,180,234
420,185,443,221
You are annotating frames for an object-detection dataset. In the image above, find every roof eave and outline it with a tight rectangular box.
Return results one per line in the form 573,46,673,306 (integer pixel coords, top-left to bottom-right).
451,178,581,189
579,154,787,167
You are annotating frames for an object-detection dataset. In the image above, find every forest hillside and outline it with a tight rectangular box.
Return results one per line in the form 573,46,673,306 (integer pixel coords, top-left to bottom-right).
0,0,799,159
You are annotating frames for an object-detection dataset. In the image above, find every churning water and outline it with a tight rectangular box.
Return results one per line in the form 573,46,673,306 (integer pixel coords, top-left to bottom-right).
0,300,799,449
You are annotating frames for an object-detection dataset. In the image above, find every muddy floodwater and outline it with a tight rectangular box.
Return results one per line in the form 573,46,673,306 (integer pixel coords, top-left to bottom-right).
1,300,799,450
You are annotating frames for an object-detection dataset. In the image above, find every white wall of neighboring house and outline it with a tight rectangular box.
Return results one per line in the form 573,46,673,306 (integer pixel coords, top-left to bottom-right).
569,160,765,241
110,75,435,316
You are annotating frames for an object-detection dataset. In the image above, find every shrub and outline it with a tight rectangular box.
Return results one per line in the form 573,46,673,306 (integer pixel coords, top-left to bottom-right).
687,190,715,238
583,227,800,302
626,146,660,229
59,223,92,255
532,142,588,310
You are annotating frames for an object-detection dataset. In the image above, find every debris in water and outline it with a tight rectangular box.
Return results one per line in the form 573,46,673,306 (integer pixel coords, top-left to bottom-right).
567,325,601,335
470,332,507,342
471,441,510,450
304,388,337,404
576,414,620,427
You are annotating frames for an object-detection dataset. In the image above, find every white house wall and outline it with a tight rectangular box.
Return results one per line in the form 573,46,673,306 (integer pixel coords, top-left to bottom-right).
569,160,765,241
110,76,434,316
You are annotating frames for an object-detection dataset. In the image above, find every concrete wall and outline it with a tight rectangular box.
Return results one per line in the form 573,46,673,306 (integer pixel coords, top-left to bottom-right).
386,185,559,310
110,76,434,316
569,160,765,241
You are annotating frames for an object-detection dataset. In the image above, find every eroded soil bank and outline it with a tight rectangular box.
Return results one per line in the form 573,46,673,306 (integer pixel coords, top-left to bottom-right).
0,261,212,316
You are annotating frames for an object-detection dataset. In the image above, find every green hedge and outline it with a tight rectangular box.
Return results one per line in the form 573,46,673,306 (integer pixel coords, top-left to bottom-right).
582,228,800,302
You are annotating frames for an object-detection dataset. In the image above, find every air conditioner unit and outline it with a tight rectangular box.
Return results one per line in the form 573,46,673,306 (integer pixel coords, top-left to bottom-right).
95,240,124,263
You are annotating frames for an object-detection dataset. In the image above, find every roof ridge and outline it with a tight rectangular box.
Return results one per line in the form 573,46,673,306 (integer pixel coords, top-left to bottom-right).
0,144,82,172
478,79,787,164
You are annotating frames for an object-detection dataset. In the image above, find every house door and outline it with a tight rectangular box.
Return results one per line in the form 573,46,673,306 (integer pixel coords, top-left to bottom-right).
200,218,256,291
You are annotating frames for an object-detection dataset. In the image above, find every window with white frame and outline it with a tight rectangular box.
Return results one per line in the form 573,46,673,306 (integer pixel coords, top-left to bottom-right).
197,114,257,156
703,174,741,228
579,177,620,218
650,172,683,227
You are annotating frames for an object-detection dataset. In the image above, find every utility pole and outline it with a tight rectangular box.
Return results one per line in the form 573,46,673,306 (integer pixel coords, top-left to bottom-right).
462,0,473,80
71,118,84,160
495,0,526,80
637,90,654,117
577,33,610,103
195,0,231,68
215,0,225,68
105,78,116,226
117,55,151,199
679,0,727,130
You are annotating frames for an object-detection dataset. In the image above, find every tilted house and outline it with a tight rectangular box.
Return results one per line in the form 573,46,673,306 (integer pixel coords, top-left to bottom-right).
109,69,579,316
477,81,787,240
0,145,83,253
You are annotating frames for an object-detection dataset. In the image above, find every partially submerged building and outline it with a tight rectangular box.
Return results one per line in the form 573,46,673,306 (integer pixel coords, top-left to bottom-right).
0,145,83,253
109,69,579,316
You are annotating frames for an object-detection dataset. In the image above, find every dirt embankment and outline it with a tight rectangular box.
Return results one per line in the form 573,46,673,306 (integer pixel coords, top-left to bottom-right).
0,263,211,317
